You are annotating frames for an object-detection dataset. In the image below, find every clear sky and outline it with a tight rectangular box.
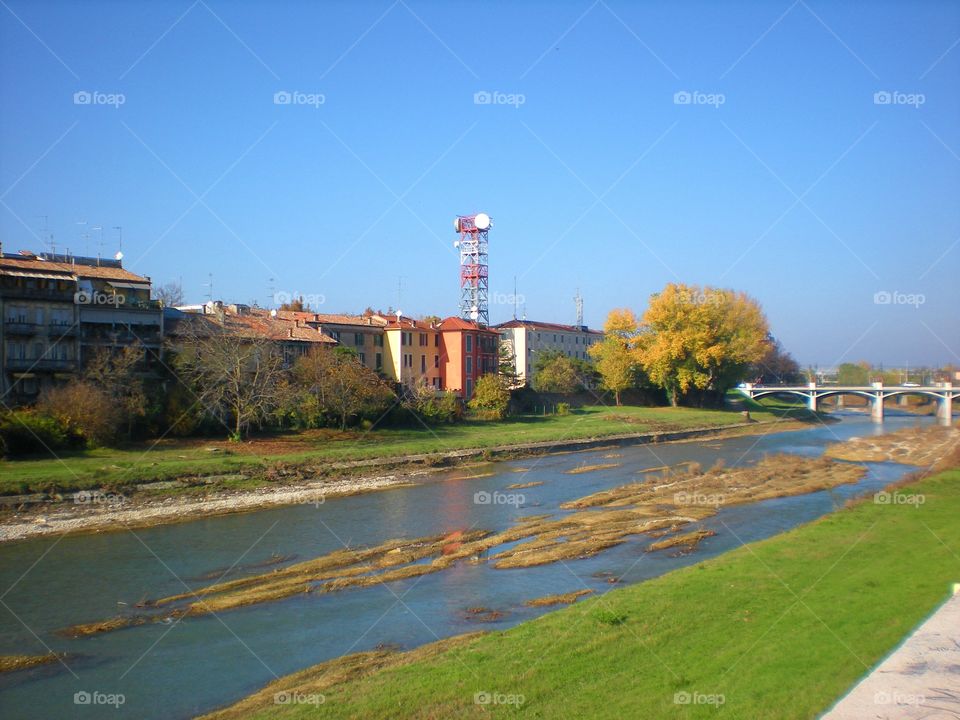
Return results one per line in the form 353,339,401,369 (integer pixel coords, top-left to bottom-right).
1,0,957,367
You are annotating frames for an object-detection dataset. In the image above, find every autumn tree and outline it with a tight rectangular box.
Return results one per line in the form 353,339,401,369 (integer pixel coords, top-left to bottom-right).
589,308,642,405
635,284,770,406
467,374,511,420
747,335,803,384
293,347,395,430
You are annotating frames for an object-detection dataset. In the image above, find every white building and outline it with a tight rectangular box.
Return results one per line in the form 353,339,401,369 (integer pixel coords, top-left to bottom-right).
494,319,603,386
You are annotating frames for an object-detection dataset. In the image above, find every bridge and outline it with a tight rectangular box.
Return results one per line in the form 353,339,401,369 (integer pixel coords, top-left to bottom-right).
739,383,957,421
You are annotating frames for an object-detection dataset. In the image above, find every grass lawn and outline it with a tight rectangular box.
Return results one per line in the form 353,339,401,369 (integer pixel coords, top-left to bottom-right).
0,399,803,495
206,465,960,719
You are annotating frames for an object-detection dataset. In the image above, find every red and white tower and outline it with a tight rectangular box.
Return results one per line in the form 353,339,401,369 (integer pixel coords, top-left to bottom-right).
454,212,490,326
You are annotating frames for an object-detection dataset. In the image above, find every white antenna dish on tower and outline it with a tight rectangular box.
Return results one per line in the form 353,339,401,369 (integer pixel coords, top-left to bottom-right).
395,309,403,321
453,217,462,232
474,213,490,230
114,251,124,260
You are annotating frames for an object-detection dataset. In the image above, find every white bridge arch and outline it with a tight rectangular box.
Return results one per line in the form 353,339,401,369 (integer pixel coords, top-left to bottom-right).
739,383,956,421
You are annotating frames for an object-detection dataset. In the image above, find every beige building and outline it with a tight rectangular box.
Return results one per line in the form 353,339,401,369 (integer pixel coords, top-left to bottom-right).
494,319,603,386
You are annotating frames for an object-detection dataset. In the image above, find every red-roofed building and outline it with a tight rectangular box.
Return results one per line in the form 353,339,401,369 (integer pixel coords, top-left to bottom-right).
493,319,603,386
438,317,499,399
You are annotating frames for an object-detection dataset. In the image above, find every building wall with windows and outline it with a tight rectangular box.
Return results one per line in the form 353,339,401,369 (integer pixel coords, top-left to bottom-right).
439,317,499,399
494,319,603,385
276,312,387,372
382,318,442,391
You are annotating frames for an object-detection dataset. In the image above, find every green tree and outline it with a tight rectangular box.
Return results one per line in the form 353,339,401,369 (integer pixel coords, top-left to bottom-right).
293,347,395,430
636,284,770,406
589,309,641,406
533,351,581,394
468,374,511,420
837,362,870,386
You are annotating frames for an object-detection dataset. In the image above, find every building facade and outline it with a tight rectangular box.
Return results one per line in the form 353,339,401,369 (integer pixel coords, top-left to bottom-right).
439,316,499,399
276,311,387,373
1,250,162,404
383,317,442,391
494,319,603,386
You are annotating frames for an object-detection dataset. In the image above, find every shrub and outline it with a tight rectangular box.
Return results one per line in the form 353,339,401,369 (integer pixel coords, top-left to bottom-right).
37,381,122,447
468,375,510,420
557,402,571,415
409,387,462,424
0,410,77,458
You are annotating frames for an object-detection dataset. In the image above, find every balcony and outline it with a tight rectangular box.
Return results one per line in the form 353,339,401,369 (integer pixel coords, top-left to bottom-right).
0,286,75,301
5,357,77,372
48,324,79,337
3,321,41,335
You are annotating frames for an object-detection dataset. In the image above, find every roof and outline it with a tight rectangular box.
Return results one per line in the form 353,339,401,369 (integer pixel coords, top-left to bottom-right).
384,316,439,330
277,311,387,328
493,319,603,335
167,307,336,344
439,316,499,333
0,253,151,284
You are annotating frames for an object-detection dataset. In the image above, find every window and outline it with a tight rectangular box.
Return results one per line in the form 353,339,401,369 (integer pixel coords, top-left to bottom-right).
419,333,427,347
375,352,382,370
466,379,473,398
553,334,557,342
374,334,384,347
420,355,426,373
434,354,439,368
358,352,365,364
466,356,473,376
330,330,340,342
355,333,364,346
434,335,439,347
465,334,473,353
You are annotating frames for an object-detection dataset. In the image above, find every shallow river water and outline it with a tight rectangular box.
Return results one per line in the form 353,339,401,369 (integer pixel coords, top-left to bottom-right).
0,412,937,719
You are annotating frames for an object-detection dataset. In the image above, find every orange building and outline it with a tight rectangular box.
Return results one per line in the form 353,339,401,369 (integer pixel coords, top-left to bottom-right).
438,317,499,399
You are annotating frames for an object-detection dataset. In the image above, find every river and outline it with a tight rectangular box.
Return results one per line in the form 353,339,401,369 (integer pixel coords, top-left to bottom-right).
0,412,937,719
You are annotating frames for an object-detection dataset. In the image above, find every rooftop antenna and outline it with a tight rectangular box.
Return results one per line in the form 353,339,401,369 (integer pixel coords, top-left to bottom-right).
112,226,123,261
574,288,584,328
513,275,518,320
75,220,87,260
36,215,56,255
267,276,275,307
204,273,214,303
92,225,103,264
397,276,404,311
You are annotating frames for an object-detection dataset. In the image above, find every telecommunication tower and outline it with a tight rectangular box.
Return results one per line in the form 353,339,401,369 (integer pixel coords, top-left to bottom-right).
453,212,490,325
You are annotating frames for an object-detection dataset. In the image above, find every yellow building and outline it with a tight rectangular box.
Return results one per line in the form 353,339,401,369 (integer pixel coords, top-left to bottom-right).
382,317,442,391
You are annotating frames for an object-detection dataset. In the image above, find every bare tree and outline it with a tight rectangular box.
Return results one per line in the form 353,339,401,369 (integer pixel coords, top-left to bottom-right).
155,281,184,308
173,323,287,438
83,344,148,436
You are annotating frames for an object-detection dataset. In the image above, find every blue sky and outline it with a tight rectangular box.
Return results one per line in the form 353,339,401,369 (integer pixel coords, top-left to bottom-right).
1,0,958,367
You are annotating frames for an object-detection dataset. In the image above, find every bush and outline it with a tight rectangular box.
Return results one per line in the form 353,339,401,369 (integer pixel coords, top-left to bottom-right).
0,410,77,458
410,389,462,424
557,402,571,415
468,375,511,420
37,381,122,447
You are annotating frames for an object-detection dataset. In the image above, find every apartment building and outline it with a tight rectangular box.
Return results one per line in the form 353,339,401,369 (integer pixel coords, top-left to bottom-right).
276,311,387,373
494,319,603,386
383,317,442,391
1,250,162,404
439,316,499,399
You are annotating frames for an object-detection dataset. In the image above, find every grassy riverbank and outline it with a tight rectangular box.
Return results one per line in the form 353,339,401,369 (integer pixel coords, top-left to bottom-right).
205,461,960,719
0,402,804,495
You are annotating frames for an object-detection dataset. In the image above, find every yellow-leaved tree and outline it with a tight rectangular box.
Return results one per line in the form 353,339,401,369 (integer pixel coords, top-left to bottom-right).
635,284,770,406
588,308,641,406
